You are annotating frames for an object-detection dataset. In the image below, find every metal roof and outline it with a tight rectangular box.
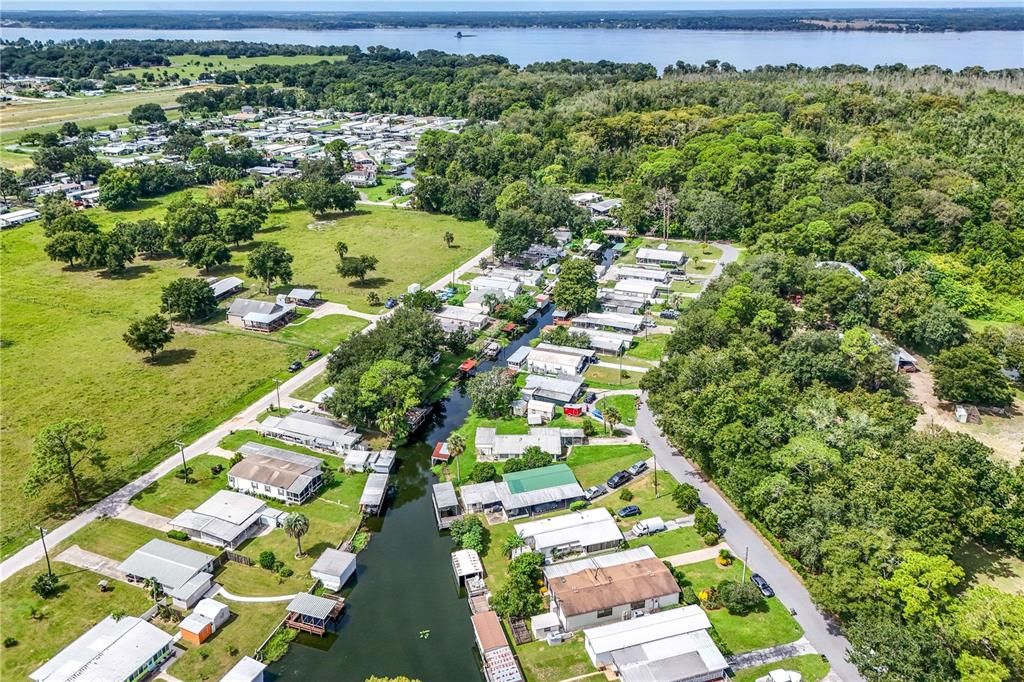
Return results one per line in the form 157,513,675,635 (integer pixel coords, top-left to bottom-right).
310,548,357,579
433,481,459,509
288,287,318,300
117,539,215,590
635,247,685,263
504,463,578,493
237,441,323,470
584,605,713,656
451,548,484,578
515,508,622,553
29,615,172,682
544,547,657,580
287,592,339,619
194,490,267,525
359,473,389,507
221,656,267,682
209,276,244,298
523,374,584,402
460,481,501,507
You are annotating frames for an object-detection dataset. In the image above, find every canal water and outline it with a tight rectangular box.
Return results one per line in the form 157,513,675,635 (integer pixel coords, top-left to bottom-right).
269,307,554,682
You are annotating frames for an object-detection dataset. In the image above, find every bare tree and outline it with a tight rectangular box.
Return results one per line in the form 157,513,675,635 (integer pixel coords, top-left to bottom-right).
648,187,679,241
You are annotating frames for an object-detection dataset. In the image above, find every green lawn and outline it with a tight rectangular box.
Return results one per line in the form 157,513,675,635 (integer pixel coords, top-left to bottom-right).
594,394,638,425
626,334,668,362
733,655,831,682
567,443,650,487
592,472,682,529
0,145,35,171
1,195,489,557
362,176,403,202
0,560,153,681
583,364,642,390
119,53,347,80
617,238,722,264
169,601,284,682
629,526,704,557
271,314,368,352
292,374,331,402
55,517,215,562
131,454,231,517
512,633,595,682
218,430,326,458
670,279,703,294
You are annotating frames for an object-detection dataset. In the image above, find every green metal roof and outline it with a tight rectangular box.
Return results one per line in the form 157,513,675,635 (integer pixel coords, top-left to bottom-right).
503,464,577,494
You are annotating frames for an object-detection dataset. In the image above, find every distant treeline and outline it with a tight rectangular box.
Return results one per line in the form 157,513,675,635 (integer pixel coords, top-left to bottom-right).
3,8,1024,33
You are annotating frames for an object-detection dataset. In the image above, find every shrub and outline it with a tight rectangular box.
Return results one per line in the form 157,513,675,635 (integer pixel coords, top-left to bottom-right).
671,483,701,513
258,550,277,570
698,586,721,610
198,649,210,660
210,464,224,475
166,530,190,541
703,531,721,546
681,586,698,605
31,572,61,598
719,580,765,615
366,292,381,306
278,566,294,578
3,637,18,648
717,549,734,566
450,515,489,554
694,506,719,536
582,419,597,437
569,500,588,511
227,644,239,656
470,461,497,483
619,488,634,501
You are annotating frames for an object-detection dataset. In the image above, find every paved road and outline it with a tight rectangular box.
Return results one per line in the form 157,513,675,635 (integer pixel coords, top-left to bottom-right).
0,245,494,582
635,401,863,682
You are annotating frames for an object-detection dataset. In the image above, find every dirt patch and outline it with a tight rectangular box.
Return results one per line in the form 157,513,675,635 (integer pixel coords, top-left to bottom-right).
171,322,215,336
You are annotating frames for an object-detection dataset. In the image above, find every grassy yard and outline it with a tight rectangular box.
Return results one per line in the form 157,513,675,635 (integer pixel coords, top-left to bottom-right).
567,443,650,488
218,430,326,458
626,334,668,362
55,517,214,562
583,364,643,390
669,279,703,294
131,455,231,517
119,53,347,80
618,238,723,264
594,394,638,425
0,145,35,170
271,313,368,352
953,541,1024,595
169,601,283,682
592,472,682,529
733,655,831,682
1,195,489,557
362,176,403,202
292,374,330,402
0,560,154,681
629,526,704,557
512,634,596,682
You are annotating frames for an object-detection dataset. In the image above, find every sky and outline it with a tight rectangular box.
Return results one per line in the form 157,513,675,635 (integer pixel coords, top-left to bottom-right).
4,0,1020,10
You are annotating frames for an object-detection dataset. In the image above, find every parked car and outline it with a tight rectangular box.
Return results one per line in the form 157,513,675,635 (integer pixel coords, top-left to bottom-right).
631,517,667,537
642,318,657,328
627,461,649,476
659,310,680,320
290,402,310,413
583,485,606,501
750,574,775,598
287,360,303,372
305,349,322,362
384,297,398,309
617,505,641,518
607,471,632,489
584,392,598,404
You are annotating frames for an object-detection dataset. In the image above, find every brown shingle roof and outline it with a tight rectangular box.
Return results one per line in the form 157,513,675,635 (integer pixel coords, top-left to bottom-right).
471,610,508,652
228,453,312,489
548,558,680,617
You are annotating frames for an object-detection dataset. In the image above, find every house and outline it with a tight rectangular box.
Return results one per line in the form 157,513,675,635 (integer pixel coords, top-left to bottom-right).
399,180,417,195
342,448,396,473
0,208,41,228
284,288,321,306
521,346,592,376
209,276,244,301
515,508,623,562
522,373,585,405
471,610,525,682
547,555,680,632
343,168,377,186
543,546,657,581
506,345,533,371
359,472,390,515
452,548,485,591
464,288,507,313
221,656,267,682
490,267,544,288
615,266,670,283
435,305,489,332
284,593,345,636
471,276,522,296
226,297,296,332
569,191,603,206
635,246,686,268
170,491,268,549
461,464,585,517
228,443,324,504
527,400,555,425
432,481,462,529
892,346,919,373
598,291,647,315
583,606,728,682
29,615,173,682
117,539,217,609
179,598,230,645
475,426,563,460
613,279,662,301
572,312,644,335
573,328,633,355
589,198,622,217
260,411,362,453
310,548,358,591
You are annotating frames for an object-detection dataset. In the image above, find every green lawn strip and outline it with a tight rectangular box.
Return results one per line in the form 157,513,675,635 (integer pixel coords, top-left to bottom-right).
292,374,330,402
55,518,213,562
596,353,656,369
594,395,638,425
448,413,532,485
119,53,347,80
628,526,704,557
168,601,284,682
271,314,368,353
567,444,650,487
626,335,668,361
669,280,703,294
131,454,231,517
0,560,154,681
583,364,642,390
481,521,517,592
363,177,403,201
732,654,831,682
592,472,681,529
218,430,326,458
511,632,596,682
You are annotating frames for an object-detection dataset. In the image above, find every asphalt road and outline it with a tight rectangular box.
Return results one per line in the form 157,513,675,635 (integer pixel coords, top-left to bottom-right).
634,400,864,682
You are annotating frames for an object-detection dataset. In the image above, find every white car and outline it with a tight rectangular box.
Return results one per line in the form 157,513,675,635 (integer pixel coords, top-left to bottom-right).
290,402,310,413
756,671,803,682
631,517,666,537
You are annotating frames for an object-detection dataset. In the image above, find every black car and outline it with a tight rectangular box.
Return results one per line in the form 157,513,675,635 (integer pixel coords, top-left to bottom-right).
750,573,775,598
659,310,680,320
287,360,303,373
606,471,632,489
617,505,641,518
384,297,398,309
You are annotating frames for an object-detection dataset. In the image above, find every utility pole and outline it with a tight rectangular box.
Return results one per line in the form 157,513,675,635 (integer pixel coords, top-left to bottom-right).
174,440,188,483
38,527,51,577
741,546,749,583
273,378,283,409
653,454,658,496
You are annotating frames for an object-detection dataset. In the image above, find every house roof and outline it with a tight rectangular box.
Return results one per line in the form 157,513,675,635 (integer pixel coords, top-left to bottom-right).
287,287,318,300
237,441,322,469
227,297,288,318
506,346,533,365
262,412,360,448
452,548,484,578
504,464,577,493
471,610,508,652
534,343,596,358
194,490,266,525
209,276,244,297
635,247,685,264
287,592,339,619
515,508,622,553
548,557,680,617
310,548,357,579
527,348,587,372
461,481,501,507
117,539,215,589
29,615,172,682
220,656,267,682
544,547,657,580
359,473,389,507
614,279,660,296
523,374,584,402
193,598,229,621
475,426,563,457
229,453,320,492
433,481,458,509
436,305,488,324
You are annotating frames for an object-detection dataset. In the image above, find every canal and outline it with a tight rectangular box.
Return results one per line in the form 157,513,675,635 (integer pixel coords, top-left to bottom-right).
269,307,555,682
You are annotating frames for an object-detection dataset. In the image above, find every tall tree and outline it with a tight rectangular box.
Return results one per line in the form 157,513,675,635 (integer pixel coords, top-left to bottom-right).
283,512,310,559
337,254,379,284
24,419,107,507
552,257,598,314
123,314,175,360
161,277,217,322
933,343,1013,407
245,242,294,294
182,234,231,273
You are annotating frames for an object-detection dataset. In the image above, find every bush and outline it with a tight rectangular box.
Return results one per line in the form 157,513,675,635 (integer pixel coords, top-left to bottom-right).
3,637,18,648
31,572,61,598
582,419,597,437
694,506,719,536
258,551,277,570
681,586,698,605
277,566,294,578
703,532,721,546
470,461,498,483
198,649,210,660
569,500,588,511
227,644,239,656
210,464,224,475
166,530,190,541
719,580,765,615
366,292,381,307
672,483,700,513
619,488,634,501
717,549,734,566
698,586,721,610
450,515,489,554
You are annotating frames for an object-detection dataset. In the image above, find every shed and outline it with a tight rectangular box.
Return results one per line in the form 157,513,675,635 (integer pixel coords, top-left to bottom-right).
359,473,390,515
220,656,266,682
310,548,358,591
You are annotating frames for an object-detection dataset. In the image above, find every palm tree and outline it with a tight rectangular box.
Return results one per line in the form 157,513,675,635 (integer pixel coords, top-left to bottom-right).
143,576,164,602
283,512,310,559
604,406,621,435
447,433,467,482
335,241,348,260
443,231,455,248
502,533,526,557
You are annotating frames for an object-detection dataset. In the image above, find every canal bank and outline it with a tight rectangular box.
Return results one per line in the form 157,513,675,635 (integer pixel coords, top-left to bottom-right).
269,308,554,681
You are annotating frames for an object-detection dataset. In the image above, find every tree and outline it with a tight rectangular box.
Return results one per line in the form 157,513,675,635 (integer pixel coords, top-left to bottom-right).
503,447,554,474
128,102,167,124
357,360,423,437
672,483,701,513
933,343,1013,407
683,190,739,242
302,178,357,216
273,177,303,208
124,219,167,257
44,231,86,267
718,579,764,615
98,168,141,209
283,512,310,559
44,211,99,238
220,206,262,245
953,586,1024,675
95,227,136,273
23,419,107,507
603,406,622,434
470,461,497,483
143,576,164,602
881,550,963,624
335,241,348,260
847,610,957,682
404,289,441,311
323,139,349,162
449,515,488,553
258,550,278,571
694,506,719,536
337,254,379,284
163,193,219,254
502,532,526,557
123,314,175,360
182,234,231,273
491,552,544,619
466,368,519,418
0,167,26,204
245,242,294,294
208,180,238,208
552,257,598,314
161,277,217,322
31,573,61,598
649,187,679,240
446,327,473,354
447,433,467,463
443,231,455,248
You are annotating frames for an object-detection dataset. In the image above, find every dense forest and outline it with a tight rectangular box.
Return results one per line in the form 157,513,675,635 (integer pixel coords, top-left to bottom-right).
4,7,1023,32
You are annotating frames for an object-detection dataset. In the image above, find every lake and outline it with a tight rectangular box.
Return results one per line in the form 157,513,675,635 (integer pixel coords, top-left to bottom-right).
2,26,1022,70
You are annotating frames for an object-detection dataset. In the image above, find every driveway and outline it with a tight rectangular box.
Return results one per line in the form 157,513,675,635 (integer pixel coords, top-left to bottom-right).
54,545,128,583
634,400,863,682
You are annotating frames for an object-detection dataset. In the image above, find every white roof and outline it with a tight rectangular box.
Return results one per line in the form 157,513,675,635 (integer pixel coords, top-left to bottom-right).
30,616,172,682
584,605,714,656
313,386,337,403
507,345,533,365
311,548,357,579
194,490,267,525
523,374,585,402
530,611,561,630
515,508,622,552
262,412,359,448
287,592,339,619
452,548,484,578
574,312,645,331
527,348,586,372
288,287,318,300
534,343,596,359
209,276,243,297
179,612,211,634
471,276,521,293
543,546,657,580
475,426,563,457
460,481,501,506
220,656,267,682
635,247,685,264
436,305,488,324
614,279,661,296
193,598,230,621
527,400,555,416
117,539,215,589
615,266,670,282
433,481,459,509
360,472,389,507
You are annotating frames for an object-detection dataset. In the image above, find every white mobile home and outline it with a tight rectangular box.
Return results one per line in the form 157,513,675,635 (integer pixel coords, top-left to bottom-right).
30,615,173,682
260,412,362,453
170,491,267,549
118,539,217,609
635,246,686,267
515,508,623,562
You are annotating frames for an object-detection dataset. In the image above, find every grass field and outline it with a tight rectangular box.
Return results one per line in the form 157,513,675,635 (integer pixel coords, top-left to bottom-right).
0,145,35,170
733,655,830,682
118,53,347,80
626,334,668,362
362,176,403,202
0,192,491,558
567,443,650,487
595,394,638,425
513,634,595,682
0,85,211,134
131,454,231,517
583,364,643,389
170,601,283,682
954,541,1024,595
630,526,704,557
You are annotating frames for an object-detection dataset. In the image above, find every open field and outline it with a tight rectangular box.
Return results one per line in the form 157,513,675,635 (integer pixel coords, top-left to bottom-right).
0,85,212,133
594,395,638,425
512,634,595,682
0,193,490,557
630,526,704,556
617,237,723,264
583,364,642,389
0,146,35,170
118,53,347,80
566,443,650,488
